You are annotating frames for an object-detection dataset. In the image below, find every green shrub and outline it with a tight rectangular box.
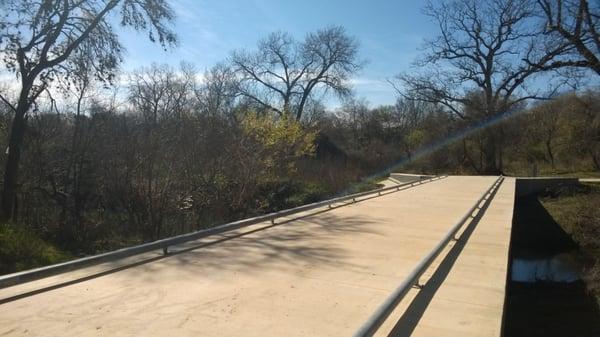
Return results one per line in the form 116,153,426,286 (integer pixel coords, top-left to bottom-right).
285,182,328,206
0,223,71,275
253,179,328,213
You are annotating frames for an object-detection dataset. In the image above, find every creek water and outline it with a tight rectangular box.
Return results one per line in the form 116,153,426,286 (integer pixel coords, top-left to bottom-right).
504,195,600,337
511,251,581,283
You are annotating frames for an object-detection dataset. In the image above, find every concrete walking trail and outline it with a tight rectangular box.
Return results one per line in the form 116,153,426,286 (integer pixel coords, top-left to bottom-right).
0,176,515,337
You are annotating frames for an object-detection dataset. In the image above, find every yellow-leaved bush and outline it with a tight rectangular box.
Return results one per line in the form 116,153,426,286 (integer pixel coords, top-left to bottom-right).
241,114,316,175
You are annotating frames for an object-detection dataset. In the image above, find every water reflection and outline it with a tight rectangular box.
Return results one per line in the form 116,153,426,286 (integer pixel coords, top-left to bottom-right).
512,252,581,283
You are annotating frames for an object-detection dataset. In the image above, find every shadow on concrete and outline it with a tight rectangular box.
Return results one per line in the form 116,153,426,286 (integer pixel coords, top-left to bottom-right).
0,208,380,304
0,175,447,306
386,179,503,337
133,211,381,284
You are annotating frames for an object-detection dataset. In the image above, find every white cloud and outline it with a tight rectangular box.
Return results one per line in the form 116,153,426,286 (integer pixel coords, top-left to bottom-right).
349,78,385,86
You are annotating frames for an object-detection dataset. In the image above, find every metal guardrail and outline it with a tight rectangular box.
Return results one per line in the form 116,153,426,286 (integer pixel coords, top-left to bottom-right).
353,176,504,337
0,175,446,289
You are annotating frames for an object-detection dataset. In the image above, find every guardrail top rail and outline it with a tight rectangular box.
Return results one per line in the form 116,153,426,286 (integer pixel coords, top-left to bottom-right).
353,176,504,337
0,175,445,289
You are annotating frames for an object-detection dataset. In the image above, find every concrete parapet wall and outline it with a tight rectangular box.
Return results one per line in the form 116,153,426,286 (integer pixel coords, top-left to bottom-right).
390,173,433,184
515,177,579,197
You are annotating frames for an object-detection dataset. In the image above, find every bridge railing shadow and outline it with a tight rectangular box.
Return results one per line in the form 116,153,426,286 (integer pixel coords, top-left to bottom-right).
386,178,502,337
0,209,381,304
133,211,382,282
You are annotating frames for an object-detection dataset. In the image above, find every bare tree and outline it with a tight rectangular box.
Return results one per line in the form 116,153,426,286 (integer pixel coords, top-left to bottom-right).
571,90,600,170
536,0,600,74
230,26,362,121
393,0,563,173
341,97,370,148
129,63,194,123
58,47,98,242
195,63,238,118
0,0,177,219
527,100,564,168
127,63,195,239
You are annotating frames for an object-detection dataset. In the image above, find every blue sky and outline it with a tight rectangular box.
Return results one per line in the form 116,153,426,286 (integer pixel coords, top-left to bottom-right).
117,0,437,107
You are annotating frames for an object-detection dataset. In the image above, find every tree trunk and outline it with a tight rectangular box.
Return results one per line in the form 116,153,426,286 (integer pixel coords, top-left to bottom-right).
590,149,600,171
462,138,481,173
482,130,500,175
546,139,555,169
1,102,28,220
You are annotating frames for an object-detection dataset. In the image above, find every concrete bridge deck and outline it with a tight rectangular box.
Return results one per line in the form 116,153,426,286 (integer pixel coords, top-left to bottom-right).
0,176,515,337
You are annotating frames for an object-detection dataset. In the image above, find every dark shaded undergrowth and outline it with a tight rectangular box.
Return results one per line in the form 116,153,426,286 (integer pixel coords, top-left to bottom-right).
541,183,600,304
0,223,71,275
504,183,600,337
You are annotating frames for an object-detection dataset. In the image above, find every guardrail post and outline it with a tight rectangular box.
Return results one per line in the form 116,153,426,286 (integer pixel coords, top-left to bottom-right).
163,246,169,256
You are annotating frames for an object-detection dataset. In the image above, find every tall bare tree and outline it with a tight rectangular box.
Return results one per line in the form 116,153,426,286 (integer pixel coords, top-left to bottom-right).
129,63,194,123
230,26,362,121
127,63,196,239
195,63,238,118
536,0,600,74
393,0,563,173
0,0,176,219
